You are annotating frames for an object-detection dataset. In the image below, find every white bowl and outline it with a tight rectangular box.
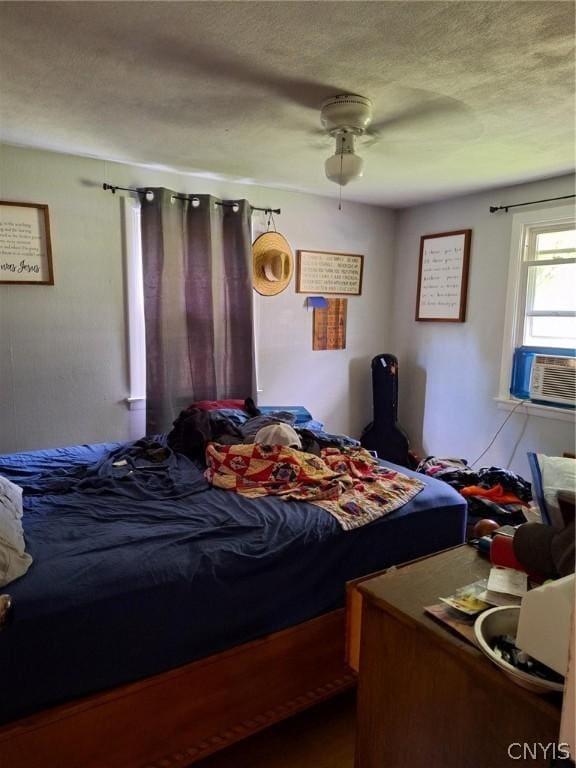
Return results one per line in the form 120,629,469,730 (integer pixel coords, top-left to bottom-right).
474,606,564,694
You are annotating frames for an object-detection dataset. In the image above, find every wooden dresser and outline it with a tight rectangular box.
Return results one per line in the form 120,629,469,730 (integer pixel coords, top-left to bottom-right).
354,546,562,768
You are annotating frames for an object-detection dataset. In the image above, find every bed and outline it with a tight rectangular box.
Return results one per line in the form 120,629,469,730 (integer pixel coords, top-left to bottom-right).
0,408,467,768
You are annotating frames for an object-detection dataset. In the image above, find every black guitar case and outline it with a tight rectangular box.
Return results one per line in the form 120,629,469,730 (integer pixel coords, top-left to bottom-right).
360,354,411,467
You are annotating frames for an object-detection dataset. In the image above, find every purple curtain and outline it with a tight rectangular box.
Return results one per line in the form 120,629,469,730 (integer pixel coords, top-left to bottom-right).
140,190,255,434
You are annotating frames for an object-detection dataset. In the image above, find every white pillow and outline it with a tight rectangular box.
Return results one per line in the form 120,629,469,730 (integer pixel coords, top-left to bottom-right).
0,475,33,586
537,454,576,529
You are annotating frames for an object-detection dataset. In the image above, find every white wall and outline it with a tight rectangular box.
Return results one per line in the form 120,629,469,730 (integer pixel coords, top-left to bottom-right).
252,203,395,438
0,144,395,453
390,174,576,478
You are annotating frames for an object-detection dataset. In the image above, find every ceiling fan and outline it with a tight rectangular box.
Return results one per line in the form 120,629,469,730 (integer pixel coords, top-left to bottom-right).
320,94,373,186
145,40,479,187
318,91,480,188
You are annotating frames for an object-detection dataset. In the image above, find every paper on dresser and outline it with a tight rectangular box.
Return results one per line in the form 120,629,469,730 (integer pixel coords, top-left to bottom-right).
487,567,528,598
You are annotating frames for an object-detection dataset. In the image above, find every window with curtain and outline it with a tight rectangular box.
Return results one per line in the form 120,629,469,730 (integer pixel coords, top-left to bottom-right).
127,189,255,434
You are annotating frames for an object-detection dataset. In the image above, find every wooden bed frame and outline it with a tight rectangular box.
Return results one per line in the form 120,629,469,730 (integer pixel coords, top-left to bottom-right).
0,608,355,768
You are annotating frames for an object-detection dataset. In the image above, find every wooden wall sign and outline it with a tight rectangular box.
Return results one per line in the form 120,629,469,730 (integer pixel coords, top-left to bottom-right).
297,250,363,295
313,298,347,350
415,229,471,322
0,201,54,285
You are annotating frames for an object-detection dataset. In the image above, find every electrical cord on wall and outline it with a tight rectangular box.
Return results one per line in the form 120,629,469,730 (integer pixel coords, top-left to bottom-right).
470,399,528,468
505,411,531,469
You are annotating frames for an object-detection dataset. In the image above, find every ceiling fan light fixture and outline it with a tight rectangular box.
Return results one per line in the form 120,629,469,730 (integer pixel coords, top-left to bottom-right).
324,130,364,186
325,152,364,186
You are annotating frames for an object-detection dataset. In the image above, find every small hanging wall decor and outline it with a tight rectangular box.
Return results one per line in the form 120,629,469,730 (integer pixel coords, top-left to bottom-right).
252,231,294,296
0,201,54,285
313,298,347,350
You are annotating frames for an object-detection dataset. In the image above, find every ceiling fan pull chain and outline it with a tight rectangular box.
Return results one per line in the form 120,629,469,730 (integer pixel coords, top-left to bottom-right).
338,155,343,210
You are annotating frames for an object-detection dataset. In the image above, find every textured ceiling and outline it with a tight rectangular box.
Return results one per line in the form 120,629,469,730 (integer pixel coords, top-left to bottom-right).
0,1,574,206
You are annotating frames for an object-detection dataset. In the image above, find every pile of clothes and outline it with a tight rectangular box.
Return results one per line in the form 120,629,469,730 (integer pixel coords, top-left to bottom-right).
167,397,359,461
167,399,424,530
416,456,531,527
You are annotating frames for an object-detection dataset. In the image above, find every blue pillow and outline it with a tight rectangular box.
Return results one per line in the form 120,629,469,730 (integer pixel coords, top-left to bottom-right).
257,406,314,426
213,408,250,426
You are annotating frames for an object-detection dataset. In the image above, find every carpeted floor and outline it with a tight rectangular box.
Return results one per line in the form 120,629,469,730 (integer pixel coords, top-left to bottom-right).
194,691,356,768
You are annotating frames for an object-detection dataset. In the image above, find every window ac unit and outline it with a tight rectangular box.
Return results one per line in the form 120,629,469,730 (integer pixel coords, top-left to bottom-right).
529,354,576,407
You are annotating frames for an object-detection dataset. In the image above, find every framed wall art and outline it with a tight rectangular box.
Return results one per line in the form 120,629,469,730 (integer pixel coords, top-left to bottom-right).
415,229,471,322
296,250,363,295
0,201,54,285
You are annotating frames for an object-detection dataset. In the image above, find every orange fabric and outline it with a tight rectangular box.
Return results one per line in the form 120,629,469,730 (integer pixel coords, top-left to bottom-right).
460,483,524,505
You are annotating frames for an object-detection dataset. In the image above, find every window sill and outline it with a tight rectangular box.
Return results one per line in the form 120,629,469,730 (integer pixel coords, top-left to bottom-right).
495,397,575,423
125,397,146,411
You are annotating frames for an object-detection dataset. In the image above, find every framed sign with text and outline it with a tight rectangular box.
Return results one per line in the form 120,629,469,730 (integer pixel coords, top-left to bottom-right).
415,230,471,322
296,250,363,295
0,201,54,285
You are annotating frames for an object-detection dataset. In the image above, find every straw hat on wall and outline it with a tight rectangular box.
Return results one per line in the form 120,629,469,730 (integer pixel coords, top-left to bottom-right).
252,232,294,296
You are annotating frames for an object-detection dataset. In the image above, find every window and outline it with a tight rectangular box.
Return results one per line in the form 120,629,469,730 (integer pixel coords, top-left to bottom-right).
123,197,146,411
521,224,576,348
498,204,576,418
123,196,263,411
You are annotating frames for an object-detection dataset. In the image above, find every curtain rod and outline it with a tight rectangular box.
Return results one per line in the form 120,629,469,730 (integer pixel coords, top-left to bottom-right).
489,193,576,213
102,183,280,214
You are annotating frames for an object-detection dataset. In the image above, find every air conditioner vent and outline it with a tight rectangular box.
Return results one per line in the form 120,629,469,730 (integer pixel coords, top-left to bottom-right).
529,355,576,407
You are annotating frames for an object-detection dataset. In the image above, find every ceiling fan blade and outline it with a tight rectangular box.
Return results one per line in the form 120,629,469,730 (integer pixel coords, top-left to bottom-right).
370,96,467,130
156,40,481,145
368,95,481,141
309,135,334,150
154,36,344,110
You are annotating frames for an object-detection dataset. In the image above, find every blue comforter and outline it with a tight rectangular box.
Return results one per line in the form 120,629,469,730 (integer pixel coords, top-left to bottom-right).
0,441,466,723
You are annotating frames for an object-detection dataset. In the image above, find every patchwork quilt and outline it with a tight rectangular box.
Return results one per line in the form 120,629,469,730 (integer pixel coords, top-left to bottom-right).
205,443,424,530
